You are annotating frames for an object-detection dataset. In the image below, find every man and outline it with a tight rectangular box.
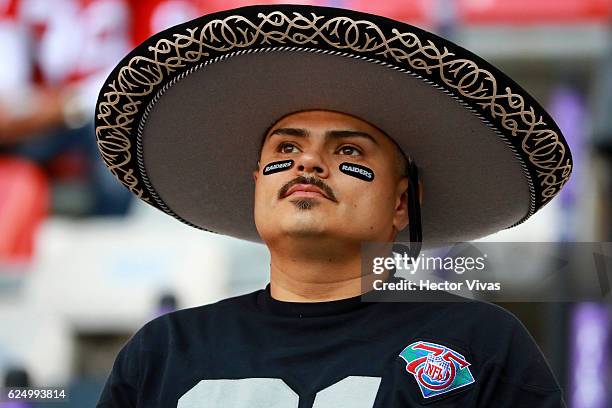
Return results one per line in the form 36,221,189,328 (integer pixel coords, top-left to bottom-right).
253,110,413,302
94,4,571,407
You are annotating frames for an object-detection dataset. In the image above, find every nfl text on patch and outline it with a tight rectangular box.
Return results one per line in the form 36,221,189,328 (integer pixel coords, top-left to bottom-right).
263,160,294,175
339,162,374,182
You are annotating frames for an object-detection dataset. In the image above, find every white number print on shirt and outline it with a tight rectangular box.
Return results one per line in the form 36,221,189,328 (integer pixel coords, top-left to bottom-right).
177,376,382,408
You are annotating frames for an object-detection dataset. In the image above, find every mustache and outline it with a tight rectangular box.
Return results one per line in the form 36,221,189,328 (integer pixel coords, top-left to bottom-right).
278,175,338,202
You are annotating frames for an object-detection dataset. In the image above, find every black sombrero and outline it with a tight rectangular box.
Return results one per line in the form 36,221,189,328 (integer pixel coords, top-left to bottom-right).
95,4,572,249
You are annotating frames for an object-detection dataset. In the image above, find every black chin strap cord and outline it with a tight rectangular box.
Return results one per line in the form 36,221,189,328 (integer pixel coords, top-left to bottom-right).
392,160,422,261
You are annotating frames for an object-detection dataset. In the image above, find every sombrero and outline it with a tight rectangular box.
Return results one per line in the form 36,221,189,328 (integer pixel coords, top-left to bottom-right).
94,4,572,249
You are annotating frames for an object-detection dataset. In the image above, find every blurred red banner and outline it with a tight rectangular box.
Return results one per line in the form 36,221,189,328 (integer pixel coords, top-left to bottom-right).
128,0,612,46
457,0,612,24
347,0,430,25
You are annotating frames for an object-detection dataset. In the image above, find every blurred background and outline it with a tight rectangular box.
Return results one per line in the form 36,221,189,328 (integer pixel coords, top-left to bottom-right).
0,0,611,406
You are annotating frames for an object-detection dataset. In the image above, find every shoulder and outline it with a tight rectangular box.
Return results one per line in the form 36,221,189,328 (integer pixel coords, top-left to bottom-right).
387,298,562,392
427,298,538,352
384,294,524,334
451,298,526,329
134,289,261,350
384,297,544,364
438,299,562,391
446,299,539,349
103,290,260,386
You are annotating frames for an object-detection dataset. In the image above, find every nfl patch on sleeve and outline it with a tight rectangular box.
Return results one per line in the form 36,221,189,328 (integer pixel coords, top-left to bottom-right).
399,341,475,399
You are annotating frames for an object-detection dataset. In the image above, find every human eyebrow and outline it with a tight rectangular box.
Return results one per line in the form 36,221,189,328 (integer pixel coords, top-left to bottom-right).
267,128,378,146
268,128,309,139
325,130,379,146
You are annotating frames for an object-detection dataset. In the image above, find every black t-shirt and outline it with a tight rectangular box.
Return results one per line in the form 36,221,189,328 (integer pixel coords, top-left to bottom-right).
96,284,565,407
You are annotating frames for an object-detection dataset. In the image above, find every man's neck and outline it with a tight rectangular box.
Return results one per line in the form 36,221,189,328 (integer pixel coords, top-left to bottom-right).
267,239,386,302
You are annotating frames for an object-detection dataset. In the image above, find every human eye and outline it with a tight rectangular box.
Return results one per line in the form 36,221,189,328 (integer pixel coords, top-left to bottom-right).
277,142,300,154
337,145,362,156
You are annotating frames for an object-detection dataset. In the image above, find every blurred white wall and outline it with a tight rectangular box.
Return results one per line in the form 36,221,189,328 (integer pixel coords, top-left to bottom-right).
0,200,270,385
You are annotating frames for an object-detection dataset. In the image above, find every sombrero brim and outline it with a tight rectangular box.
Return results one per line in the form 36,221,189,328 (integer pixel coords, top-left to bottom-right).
95,4,572,248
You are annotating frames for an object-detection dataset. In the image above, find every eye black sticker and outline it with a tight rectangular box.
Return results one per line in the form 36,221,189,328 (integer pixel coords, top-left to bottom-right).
339,162,374,182
263,159,294,175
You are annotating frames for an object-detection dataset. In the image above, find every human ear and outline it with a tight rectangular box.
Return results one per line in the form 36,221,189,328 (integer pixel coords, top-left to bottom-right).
393,176,409,232
417,179,424,206
252,161,260,182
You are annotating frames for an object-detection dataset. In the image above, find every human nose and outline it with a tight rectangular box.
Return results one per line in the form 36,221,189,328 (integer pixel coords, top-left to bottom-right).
294,148,329,178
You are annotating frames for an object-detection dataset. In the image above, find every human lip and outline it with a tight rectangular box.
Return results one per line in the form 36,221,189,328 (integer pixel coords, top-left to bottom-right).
284,184,328,199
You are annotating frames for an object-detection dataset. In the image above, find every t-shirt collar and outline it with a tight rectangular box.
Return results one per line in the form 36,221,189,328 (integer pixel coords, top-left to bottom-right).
256,283,373,318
